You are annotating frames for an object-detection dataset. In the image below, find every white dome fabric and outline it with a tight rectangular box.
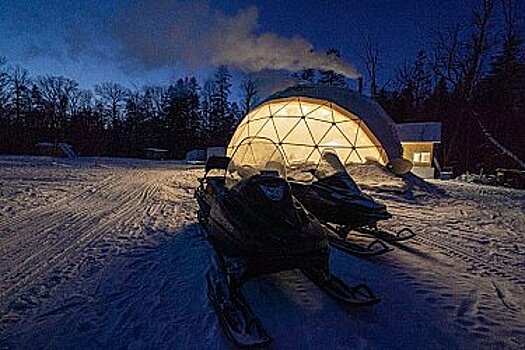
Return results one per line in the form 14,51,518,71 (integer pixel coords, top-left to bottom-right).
227,85,402,166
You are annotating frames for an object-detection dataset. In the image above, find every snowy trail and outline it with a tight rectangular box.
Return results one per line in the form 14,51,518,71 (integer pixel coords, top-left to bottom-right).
0,159,198,327
373,182,525,348
1,171,155,300
1,156,524,349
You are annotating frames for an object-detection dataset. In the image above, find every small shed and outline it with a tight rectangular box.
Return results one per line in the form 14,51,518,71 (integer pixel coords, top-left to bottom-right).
143,148,168,160
397,122,442,178
496,169,525,189
36,142,77,158
186,149,207,164
207,147,226,160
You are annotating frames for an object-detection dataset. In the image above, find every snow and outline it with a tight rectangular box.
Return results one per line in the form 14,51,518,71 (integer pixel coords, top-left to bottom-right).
1,155,524,349
397,122,442,143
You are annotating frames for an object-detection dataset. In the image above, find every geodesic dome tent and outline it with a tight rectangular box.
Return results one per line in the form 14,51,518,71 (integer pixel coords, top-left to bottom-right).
227,85,403,167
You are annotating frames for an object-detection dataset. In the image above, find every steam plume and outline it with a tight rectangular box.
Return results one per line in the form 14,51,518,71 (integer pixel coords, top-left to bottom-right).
112,1,360,79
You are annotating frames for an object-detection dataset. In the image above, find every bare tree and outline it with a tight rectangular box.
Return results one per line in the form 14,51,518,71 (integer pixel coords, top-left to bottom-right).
396,51,432,112
431,0,495,100
430,25,464,88
361,35,381,97
37,75,79,135
0,57,9,106
500,0,521,51
463,0,494,98
429,0,495,169
77,90,94,112
94,82,128,127
241,77,258,115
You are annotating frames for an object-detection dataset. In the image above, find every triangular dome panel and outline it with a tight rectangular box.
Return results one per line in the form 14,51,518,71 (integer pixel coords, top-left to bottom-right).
306,119,332,144
271,99,301,117
302,101,333,123
283,119,315,146
318,124,350,148
254,119,279,141
247,118,271,138
272,116,302,143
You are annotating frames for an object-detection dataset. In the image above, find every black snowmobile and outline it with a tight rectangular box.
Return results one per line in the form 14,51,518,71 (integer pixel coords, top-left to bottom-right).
289,150,415,253
195,138,379,347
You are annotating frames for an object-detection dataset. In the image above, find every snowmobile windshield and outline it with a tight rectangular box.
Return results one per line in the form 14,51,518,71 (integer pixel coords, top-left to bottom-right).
313,150,361,193
226,137,287,188
314,150,347,180
286,149,360,190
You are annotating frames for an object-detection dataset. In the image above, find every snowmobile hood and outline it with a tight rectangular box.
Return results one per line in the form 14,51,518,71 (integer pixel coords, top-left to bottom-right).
231,174,302,229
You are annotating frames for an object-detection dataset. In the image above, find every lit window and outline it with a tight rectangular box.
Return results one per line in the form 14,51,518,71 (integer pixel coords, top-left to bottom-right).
412,152,431,164
421,152,431,163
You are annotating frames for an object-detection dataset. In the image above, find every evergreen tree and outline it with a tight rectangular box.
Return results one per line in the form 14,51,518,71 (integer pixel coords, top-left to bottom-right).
186,77,202,148
123,89,144,156
292,68,316,83
318,49,347,87
291,49,348,87
209,65,233,146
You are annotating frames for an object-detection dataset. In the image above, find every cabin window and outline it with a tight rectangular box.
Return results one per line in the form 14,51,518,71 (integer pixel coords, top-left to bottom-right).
413,152,431,164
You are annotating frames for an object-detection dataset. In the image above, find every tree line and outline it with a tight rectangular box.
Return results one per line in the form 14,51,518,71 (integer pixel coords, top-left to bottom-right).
366,0,525,173
1,0,524,174
0,62,242,158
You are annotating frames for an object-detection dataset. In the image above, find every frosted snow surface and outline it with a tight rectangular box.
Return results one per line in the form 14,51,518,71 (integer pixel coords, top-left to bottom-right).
0,156,524,349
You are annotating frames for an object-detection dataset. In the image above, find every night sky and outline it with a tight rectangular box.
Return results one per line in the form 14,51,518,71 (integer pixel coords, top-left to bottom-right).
0,0,506,91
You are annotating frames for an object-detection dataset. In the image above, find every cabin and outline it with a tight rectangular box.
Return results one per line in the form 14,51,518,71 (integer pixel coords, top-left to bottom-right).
143,148,168,160
397,122,442,179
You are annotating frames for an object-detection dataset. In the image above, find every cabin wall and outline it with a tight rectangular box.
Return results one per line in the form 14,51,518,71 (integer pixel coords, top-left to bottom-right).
401,142,436,178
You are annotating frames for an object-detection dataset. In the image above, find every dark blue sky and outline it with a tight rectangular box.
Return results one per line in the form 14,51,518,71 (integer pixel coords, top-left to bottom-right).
0,0,515,91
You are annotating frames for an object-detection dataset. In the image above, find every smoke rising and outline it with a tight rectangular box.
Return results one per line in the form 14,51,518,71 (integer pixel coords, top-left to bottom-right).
112,1,360,79
246,70,302,98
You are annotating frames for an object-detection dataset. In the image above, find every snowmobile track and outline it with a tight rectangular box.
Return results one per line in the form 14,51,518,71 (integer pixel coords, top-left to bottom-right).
412,230,525,288
0,170,162,318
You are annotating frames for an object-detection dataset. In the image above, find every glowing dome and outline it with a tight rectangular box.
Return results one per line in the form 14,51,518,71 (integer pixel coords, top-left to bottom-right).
228,85,402,166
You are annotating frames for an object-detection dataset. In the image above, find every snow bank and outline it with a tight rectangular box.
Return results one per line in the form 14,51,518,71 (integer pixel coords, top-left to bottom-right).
348,161,445,201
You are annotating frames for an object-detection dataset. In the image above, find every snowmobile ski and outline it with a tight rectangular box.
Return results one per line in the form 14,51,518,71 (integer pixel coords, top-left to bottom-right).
324,223,392,257
301,266,380,306
327,234,392,257
355,226,416,243
206,267,271,348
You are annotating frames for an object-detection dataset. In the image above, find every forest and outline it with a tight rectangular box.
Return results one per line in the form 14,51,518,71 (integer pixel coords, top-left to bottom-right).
0,63,240,159
0,0,523,174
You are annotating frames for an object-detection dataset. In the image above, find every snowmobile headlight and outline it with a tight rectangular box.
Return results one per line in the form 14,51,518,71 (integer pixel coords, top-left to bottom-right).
259,184,284,201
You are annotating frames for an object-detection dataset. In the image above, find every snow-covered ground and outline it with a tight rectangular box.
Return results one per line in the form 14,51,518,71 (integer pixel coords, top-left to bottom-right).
0,155,524,349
